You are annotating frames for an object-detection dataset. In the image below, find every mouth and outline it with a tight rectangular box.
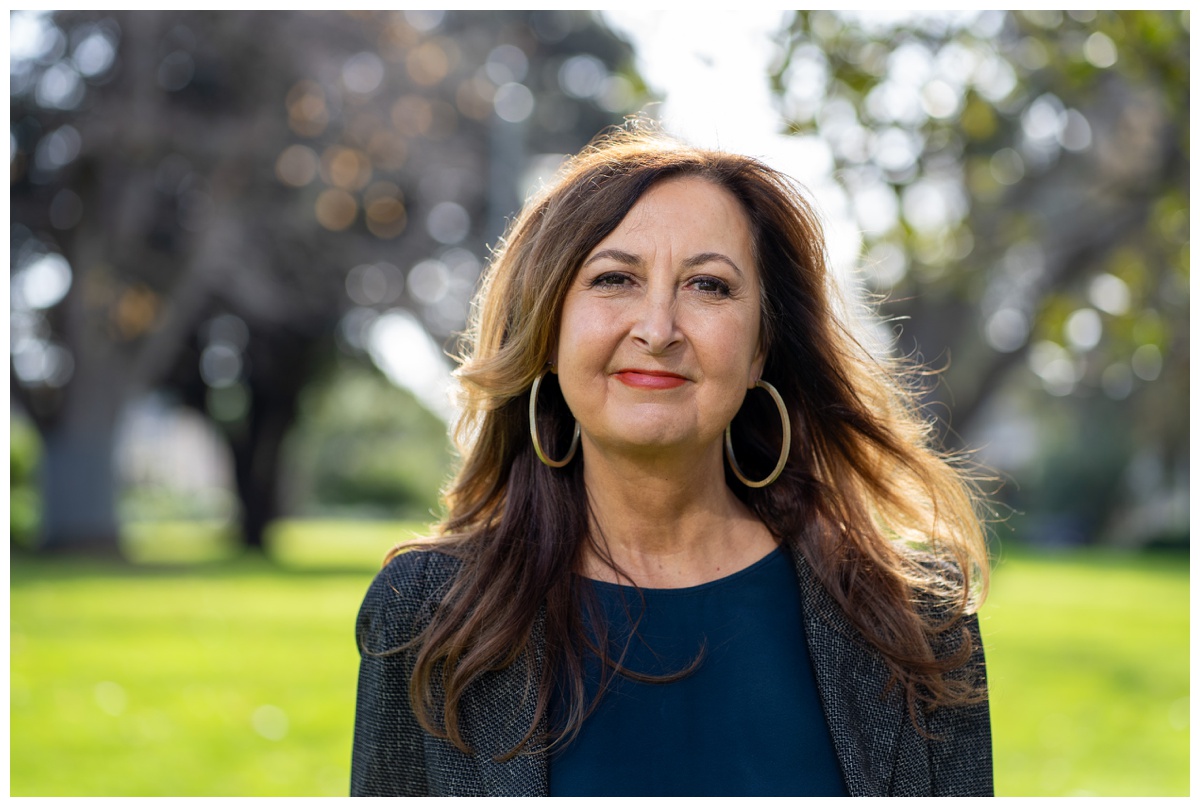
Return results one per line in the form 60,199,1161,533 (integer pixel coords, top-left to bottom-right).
613,369,689,390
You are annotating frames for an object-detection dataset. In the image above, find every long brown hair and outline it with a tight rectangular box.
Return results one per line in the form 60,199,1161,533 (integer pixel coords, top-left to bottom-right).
392,126,990,756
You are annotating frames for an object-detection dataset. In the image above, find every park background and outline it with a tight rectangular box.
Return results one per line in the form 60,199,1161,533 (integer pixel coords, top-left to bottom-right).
9,9,1189,797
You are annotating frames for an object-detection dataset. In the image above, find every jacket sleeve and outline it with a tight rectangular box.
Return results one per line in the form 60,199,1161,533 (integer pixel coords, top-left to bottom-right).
350,551,433,796
927,612,993,796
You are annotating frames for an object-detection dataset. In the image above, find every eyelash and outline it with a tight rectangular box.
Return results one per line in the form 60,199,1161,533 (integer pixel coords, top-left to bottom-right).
588,272,732,297
591,272,630,288
691,276,731,296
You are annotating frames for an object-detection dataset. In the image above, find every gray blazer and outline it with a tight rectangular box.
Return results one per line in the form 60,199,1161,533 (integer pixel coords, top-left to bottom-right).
351,546,992,796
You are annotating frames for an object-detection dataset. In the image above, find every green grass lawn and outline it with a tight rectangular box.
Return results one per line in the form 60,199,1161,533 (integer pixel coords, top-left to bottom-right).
9,522,1190,796
985,547,1189,796
10,519,420,797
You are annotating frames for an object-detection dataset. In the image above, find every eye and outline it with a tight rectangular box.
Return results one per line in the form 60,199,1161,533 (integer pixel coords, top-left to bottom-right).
689,276,731,296
590,271,632,288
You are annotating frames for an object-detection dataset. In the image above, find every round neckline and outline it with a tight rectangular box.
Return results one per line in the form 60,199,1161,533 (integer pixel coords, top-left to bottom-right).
581,545,786,596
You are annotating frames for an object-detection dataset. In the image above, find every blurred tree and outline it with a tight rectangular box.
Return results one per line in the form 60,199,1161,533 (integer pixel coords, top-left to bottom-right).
10,10,648,553
278,358,453,521
10,413,43,549
771,10,1188,545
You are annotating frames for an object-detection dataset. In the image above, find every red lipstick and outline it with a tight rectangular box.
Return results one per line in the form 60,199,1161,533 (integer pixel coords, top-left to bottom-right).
613,369,688,390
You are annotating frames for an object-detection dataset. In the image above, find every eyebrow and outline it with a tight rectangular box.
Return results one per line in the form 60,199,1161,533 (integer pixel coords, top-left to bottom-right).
582,249,744,278
683,252,744,278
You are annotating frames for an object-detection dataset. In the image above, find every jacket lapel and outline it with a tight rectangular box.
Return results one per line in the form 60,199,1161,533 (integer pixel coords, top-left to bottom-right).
789,547,904,797
457,608,550,796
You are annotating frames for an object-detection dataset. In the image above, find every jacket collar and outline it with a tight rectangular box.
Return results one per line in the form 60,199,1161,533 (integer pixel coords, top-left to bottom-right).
788,545,905,796
456,544,902,796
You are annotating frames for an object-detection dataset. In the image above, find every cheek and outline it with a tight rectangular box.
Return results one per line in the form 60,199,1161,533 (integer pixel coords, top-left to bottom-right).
558,297,615,363
555,302,581,370
711,311,762,378
554,300,608,399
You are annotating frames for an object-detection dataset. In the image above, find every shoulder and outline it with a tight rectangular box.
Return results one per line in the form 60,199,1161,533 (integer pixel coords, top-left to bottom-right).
903,548,984,645
789,542,983,664
356,548,464,656
904,545,970,585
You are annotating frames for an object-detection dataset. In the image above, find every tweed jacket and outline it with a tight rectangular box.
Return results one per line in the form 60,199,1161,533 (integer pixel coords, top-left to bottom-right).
351,546,992,797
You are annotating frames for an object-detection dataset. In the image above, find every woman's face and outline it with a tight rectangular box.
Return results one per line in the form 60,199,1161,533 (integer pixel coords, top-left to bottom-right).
554,176,765,461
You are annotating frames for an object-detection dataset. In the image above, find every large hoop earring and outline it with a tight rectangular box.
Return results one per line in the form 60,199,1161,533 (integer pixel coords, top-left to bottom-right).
724,379,791,488
529,367,580,468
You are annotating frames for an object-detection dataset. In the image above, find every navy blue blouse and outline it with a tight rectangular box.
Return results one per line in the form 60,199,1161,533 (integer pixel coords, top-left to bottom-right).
549,546,849,797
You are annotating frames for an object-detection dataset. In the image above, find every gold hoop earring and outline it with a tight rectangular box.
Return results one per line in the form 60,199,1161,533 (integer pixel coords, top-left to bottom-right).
724,379,791,488
529,367,580,468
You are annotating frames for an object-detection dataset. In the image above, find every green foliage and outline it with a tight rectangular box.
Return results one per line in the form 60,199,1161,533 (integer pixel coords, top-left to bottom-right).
8,524,1189,795
775,9,1188,372
11,415,42,547
771,10,1189,547
279,360,455,521
11,413,40,484
120,485,239,525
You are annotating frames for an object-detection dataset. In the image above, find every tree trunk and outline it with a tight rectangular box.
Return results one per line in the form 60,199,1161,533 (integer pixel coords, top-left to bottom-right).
230,336,315,550
232,404,294,551
33,217,133,556
38,420,123,555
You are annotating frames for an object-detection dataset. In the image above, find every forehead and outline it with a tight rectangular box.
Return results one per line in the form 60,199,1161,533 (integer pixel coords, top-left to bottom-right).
593,176,754,254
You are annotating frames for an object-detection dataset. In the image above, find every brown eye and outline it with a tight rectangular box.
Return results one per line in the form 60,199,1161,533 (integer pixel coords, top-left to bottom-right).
691,276,731,296
591,272,631,288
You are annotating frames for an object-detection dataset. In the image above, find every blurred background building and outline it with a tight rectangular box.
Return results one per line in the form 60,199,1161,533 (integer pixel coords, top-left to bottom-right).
10,10,1189,556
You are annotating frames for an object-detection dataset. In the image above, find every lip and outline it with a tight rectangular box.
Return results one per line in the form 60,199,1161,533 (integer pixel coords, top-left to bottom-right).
613,369,689,390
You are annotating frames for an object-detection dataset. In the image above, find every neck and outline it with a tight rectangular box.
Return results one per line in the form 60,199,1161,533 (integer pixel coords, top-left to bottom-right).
578,437,775,588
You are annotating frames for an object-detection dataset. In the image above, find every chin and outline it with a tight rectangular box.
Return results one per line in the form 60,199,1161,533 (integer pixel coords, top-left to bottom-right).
597,423,711,457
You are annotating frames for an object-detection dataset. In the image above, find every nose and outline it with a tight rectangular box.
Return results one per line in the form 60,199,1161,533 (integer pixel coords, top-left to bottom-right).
630,285,681,354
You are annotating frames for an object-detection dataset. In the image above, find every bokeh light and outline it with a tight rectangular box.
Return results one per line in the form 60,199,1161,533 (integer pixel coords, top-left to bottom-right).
287,80,329,137
315,188,358,231
275,145,319,187
364,182,407,239
72,27,117,78
493,83,535,123
1064,308,1102,351
1083,32,1118,68
321,146,372,191
425,202,469,245
406,40,450,86
342,51,384,95
407,259,449,305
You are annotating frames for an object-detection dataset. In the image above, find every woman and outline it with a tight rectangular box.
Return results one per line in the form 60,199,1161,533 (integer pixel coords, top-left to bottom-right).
351,129,992,797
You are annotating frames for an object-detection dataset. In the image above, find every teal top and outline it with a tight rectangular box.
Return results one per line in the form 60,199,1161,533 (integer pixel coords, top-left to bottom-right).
548,546,849,797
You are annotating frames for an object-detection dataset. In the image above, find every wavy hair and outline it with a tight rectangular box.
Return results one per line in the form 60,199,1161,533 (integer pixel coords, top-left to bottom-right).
391,127,990,757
